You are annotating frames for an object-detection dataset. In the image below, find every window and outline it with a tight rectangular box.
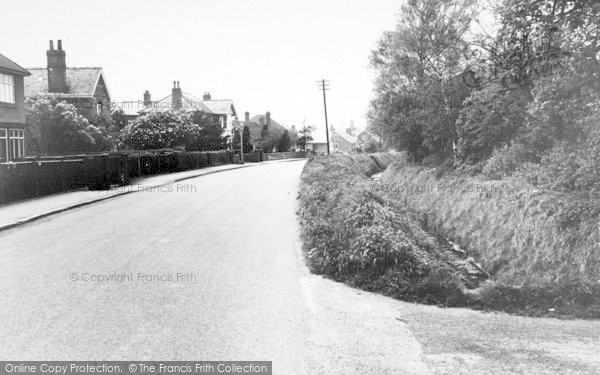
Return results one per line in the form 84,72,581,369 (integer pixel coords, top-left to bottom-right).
9,129,24,159
96,103,102,117
0,73,15,104
0,129,7,162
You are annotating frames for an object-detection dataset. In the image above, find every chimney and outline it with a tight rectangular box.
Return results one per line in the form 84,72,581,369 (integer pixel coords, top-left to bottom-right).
266,111,271,127
244,111,250,122
47,39,67,93
203,92,211,101
143,90,151,106
172,81,182,109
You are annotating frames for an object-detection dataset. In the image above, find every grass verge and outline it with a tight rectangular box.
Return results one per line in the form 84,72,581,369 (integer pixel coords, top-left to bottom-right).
381,160,600,318
298,154,600,318
298,154,486,308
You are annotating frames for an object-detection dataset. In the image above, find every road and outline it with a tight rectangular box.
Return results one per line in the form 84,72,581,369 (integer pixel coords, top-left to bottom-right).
1,160,599,374
0,161,428,374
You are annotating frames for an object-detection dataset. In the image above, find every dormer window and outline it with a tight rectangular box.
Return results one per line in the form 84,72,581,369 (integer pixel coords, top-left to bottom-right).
0,73,16,104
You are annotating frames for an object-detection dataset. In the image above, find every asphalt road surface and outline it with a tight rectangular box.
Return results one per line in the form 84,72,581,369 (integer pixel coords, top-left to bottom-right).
1,160,599,374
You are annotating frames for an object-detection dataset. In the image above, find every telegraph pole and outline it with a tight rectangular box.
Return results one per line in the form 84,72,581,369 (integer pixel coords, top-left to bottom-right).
316,79,331,155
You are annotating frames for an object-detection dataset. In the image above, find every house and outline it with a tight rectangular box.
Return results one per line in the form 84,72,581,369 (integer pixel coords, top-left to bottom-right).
201,92,237,134
306,140,328,154
356,130,380,152
139,83,237,139
331,129,357,153
238,111,287,151
24,40,112,124
306,132,329,154
0,52,30,162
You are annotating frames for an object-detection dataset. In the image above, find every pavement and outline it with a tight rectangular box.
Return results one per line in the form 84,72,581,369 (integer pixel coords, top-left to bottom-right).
0,160,599,374
0,162,262,232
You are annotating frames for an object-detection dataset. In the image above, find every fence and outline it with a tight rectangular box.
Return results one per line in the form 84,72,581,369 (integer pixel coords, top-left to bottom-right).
0,149,234,205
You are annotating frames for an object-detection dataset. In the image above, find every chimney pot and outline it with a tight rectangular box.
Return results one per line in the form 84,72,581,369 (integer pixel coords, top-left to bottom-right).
57,40,62,50
143,90,152,106
172,82,182,109
47,40,67,93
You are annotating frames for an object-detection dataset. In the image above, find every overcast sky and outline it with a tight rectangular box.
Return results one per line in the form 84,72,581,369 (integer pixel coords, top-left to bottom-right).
2,0,403,136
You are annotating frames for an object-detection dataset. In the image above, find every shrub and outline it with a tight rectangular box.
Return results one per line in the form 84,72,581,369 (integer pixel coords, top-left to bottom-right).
298,153,474,307
482,143,532,180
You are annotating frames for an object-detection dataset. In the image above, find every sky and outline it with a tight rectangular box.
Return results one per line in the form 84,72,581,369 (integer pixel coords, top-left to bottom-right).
1,0,403,138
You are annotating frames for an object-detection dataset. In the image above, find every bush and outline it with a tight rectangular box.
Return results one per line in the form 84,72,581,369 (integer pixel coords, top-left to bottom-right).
298,153,474,307
482,143,532,180
119,110,201,150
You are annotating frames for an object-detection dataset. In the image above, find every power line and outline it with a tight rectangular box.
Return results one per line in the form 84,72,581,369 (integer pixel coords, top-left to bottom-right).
316,79,330,155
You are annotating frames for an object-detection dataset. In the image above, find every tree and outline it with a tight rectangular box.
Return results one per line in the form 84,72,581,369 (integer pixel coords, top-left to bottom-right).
25,98,113,155
191,110,227,150
232,126,253,153
109,108,129,135
119,110,201,150
297,125,314,151
278,130,291,152
368,0,478,162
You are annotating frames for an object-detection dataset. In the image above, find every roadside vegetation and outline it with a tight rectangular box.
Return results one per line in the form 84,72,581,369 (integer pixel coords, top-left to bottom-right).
298,154,488,308
299,155,600,318
340,0,600,318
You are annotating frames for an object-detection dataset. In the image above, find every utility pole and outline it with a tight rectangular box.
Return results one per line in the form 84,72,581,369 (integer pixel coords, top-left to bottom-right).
316,79,330,155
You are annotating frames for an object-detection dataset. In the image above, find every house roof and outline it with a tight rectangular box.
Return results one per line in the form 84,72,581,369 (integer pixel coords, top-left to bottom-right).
244,114,287,141
24,67,107,98
0,53,30,76
333,130,357,144
141,92,213,113
203,100,236,117
113,101,147,117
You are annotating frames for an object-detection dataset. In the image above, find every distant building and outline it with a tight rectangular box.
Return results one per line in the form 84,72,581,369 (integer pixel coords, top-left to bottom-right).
356,130,379,152
0,52,30,161
331,129,357,154
24,40,112,124
238,111,287,151
131,83,237,141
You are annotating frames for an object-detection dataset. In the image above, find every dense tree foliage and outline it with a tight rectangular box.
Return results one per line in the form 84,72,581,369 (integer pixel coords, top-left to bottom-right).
25,98,113,155
278,130,292,152
297,125,314,151
368,0,478,162
370,0,600,193
119,110,201,150
191,111,227,151
232,125,253,153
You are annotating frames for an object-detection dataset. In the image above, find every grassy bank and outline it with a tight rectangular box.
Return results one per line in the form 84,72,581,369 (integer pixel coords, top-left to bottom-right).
381,160,600,318
298,154,487,307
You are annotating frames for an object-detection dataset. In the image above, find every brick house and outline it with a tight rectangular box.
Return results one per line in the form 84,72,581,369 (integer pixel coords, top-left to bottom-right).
0,52,30,162
24,40,112,125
